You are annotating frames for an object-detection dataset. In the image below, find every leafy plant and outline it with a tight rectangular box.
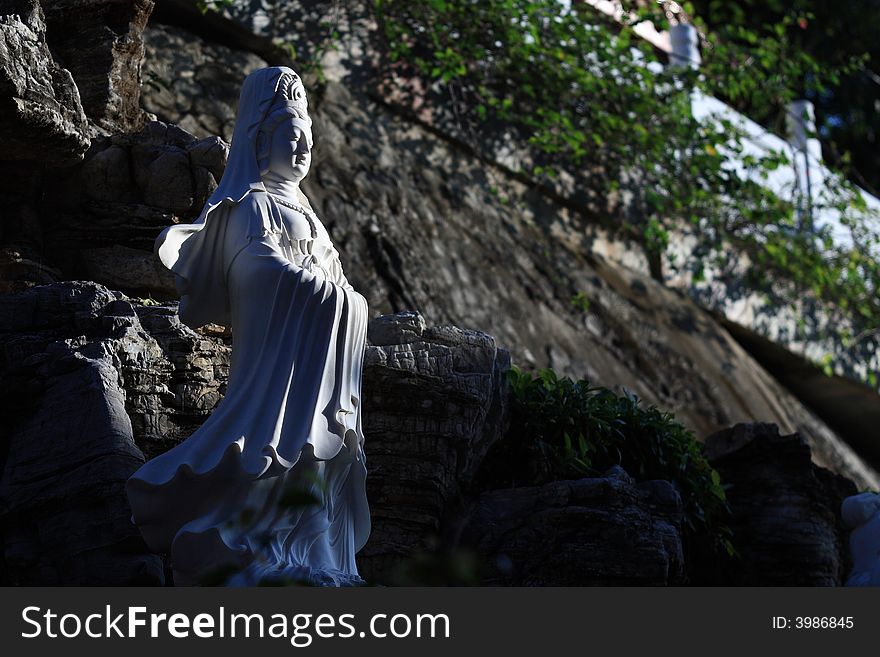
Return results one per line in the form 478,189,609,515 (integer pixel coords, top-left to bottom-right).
570,291,590,313
196,0,235,14
688,0,880,196
480,367,733,555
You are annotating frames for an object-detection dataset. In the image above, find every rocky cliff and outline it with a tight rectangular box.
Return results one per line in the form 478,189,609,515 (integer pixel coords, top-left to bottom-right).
4,6,874,487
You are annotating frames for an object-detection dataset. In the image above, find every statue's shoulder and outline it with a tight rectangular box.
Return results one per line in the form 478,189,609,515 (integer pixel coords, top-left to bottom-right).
220,191,284,240
218,191,278,228
225,190,272,216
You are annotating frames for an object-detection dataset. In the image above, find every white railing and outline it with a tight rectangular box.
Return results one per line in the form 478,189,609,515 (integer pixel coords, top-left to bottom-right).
657,23,879,381
576,2,880,250
667,23,880,254
572,9,879,378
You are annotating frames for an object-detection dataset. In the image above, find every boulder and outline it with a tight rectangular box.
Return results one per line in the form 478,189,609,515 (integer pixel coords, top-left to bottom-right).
0,282,164,585
0,281,234,584
358,312,511,582
461,466,685,586
705,422,858,586
42,121,228,294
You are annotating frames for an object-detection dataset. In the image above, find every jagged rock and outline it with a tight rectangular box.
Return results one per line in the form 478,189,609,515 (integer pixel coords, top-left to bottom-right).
358,312,510,582
0,281,231,584
39,121,227,294
0,0,89,164
128,302,231,460
461,466,684,585
705,422,858,586
0,282,164,585
367,310,426,346
75,120,205,212
41,0,154,133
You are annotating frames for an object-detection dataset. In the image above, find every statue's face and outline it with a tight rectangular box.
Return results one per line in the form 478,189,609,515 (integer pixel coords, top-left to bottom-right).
266,117,313,183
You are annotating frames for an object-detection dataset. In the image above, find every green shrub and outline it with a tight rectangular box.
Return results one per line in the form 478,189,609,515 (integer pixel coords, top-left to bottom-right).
480,367,733,555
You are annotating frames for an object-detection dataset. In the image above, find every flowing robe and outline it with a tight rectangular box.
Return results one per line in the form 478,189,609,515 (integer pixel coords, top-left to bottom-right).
126,191,370,586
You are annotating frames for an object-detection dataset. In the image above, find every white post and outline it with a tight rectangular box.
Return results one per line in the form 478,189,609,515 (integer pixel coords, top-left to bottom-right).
786,100,823,228
786,100,822,161
669,23,701,69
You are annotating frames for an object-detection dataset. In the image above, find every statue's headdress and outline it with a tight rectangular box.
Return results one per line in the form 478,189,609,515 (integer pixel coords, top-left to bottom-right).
267,70,309,120
255,70,313,173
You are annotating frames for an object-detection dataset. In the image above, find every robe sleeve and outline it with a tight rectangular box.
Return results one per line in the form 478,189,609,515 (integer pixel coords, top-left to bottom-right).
154,192,285,329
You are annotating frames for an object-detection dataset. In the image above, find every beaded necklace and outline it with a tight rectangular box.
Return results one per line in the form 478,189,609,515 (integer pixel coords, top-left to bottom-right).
268,192,318,239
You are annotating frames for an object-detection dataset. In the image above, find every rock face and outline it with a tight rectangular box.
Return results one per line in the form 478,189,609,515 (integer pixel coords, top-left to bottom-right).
0,0,89,164
705,423,857,586
0,281,234,584
462,466,685,586
0,284,853,587
141,22,267,141
0,284,687,586
44,120,228,294
0,0,161,301
41,0,154,133
0,282,164,585
122,303,231,462
359,312,510,582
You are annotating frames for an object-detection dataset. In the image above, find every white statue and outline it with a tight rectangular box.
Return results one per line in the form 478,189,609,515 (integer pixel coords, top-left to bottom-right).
126,67,371,586
841,492,880,587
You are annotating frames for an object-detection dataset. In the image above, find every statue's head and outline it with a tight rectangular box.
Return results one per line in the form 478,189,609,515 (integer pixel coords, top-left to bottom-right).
254,69,313,183
199,67,317,222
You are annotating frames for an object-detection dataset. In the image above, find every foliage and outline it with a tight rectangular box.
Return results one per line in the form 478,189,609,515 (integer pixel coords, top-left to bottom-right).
371,0,880,375
482,367,733,554
196,0,235,14
689,0,880,197
570,291,590,313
